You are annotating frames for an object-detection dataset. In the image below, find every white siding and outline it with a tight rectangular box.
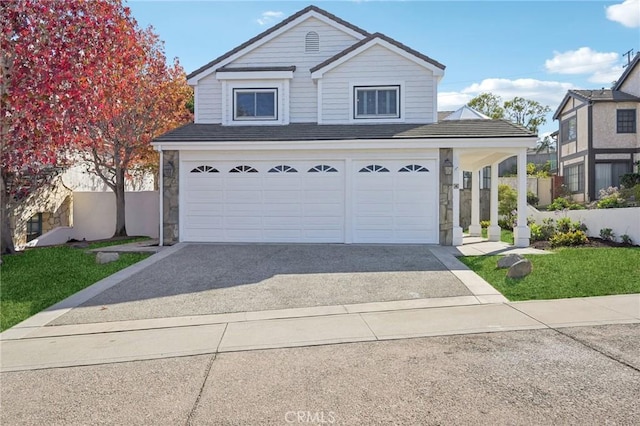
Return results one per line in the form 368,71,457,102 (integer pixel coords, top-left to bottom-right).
320,45,436,124
196,74,222,124
205,17,360,124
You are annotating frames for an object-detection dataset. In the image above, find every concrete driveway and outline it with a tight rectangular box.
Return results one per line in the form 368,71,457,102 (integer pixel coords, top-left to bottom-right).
51,243,472,325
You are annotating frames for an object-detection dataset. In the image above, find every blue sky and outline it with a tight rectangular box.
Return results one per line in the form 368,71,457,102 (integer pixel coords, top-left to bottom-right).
127,0,640,136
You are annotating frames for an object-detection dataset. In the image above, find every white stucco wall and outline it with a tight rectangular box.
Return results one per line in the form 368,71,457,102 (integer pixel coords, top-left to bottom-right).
72,191,159,241
529,207,640,244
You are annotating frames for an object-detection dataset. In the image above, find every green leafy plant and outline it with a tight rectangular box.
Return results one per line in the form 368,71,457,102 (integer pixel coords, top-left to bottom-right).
621,234,632,245
547,197,585,211
530,218,556,242
480,220,491,229
620,173,640,188
596,187,626,209
550,230,588,247
527,191,539,206
498,184,517,230
599,228,615,241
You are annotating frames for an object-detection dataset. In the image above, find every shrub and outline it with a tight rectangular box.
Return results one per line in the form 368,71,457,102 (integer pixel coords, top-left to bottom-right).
599,228,615,241
498,184,517,230
620,173,640,188
530,218,556,241
596,187,626,209
550,230,588,247
527,191,539,206
480,220,491,229
621,234,632,245
547,197,585,211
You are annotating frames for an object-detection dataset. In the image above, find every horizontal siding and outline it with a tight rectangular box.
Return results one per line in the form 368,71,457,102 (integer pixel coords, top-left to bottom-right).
196,74,222,124
226,17,359,123
321,44,436,124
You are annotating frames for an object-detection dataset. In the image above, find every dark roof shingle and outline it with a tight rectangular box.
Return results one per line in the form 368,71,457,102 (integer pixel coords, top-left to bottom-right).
154,121,535,144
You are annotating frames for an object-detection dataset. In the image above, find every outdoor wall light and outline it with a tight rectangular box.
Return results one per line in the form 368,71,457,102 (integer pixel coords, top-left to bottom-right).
443,158,453,175
163,160,175,178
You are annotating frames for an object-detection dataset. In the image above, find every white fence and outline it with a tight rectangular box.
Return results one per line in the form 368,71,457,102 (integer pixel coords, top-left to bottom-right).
528,206,640,244
30,191,159,246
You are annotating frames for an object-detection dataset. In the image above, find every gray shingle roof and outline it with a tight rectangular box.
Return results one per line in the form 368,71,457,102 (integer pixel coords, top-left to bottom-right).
153,121,535,144
571,89,640,102
186,5,370,80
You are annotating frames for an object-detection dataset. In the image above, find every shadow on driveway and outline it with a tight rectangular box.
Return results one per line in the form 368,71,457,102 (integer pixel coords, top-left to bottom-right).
52,244,471,325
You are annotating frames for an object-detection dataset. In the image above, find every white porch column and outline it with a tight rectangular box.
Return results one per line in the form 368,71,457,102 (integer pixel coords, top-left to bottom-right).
514,147,531,247
487,162,501,241
452,149,463,246
468,168,482,236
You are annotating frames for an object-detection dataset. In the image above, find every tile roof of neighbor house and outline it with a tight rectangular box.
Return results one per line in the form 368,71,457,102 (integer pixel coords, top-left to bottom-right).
309,32,446,74
186,5,370,80
153,120,535,144
613,52,640,91
553,88,640,119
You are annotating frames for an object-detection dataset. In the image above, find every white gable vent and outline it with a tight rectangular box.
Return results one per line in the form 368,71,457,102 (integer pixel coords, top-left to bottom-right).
305,31,319,53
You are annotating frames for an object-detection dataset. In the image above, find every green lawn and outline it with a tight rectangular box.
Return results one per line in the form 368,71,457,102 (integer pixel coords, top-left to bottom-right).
459,247,640,301
479,228,513,244
0,241,150,331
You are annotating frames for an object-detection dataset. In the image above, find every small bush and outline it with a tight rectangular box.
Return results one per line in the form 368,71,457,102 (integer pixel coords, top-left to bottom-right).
480,220,491,229
530,218,556,242
547,197,585,211
599,228,615,241
621,234,632,245
550,230,588,247
620,173,640,188
527,191,539,206
596,187,626,209
555,217,586,234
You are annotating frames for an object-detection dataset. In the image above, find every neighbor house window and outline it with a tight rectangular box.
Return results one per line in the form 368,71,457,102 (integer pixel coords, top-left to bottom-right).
564,163,583,193
560,116,577,142
595,162,631,195
482,166,491,189
617,109,636,133
26,213,42,242
233,88,277,120
354,86,399,119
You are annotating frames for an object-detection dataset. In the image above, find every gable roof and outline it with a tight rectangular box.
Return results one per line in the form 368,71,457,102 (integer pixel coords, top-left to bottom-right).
310,32,445,77
613,52,640,91
552,88,640,119
153,120,534,145
186,5,370,82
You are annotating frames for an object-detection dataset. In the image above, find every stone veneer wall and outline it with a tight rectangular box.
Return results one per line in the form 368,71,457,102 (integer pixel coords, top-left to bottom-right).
10,176,73,247
439,148,453,245
162,150,179,245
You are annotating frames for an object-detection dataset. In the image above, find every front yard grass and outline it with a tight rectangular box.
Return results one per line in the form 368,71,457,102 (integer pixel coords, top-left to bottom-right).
0,242,150,331
458,247,640,301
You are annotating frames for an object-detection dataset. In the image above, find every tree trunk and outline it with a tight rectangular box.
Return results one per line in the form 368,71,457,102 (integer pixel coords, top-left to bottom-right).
113,167,127,237
0,173,16,255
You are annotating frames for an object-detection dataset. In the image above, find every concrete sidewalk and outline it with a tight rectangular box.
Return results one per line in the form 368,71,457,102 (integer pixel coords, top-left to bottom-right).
1,293,638,372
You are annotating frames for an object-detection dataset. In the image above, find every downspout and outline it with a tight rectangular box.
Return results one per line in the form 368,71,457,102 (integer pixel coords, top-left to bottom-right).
158,147,163,247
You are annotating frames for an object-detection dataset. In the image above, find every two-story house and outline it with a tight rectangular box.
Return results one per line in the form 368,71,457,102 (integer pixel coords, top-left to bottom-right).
153,5,536,247
554,53,640,202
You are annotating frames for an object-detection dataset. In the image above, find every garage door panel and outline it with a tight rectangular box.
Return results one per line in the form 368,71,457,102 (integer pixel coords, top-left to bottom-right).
225,191,262,203
263,203,303,215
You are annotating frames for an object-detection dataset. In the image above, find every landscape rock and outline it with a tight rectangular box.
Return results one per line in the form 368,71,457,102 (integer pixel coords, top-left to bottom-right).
497,254,524,269
96,252,120,264
507,259,533,279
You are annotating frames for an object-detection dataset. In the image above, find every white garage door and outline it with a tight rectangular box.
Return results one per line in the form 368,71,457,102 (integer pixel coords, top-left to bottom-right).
182,159,438,244
183,161,345,242
352,160,438,243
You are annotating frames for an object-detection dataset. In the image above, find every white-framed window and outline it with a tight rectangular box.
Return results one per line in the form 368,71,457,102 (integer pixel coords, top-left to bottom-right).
233,88,277,120
354,86,400,119
564,163,584,193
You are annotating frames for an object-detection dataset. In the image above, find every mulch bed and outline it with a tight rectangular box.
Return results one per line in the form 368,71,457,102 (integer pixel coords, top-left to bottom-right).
530,237,636,251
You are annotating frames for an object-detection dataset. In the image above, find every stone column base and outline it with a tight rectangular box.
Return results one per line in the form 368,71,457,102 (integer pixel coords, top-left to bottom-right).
452,226,464,246
514,226,531,248
468,224,482,237
487,225,502,242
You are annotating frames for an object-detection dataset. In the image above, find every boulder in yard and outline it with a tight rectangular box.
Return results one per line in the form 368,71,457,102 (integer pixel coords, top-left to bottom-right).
507,259,533,279
497,254,524,269
96,252,119,264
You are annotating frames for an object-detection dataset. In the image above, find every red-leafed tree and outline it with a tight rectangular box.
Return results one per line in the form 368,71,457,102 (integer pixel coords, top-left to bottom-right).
82,26,192,237
0,0,139,254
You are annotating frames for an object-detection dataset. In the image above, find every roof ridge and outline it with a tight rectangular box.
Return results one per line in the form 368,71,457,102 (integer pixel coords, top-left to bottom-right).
186,5,370,80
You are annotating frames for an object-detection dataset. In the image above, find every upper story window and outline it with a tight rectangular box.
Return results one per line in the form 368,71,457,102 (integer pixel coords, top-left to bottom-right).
305,31,319,53
560,115,577,143
617,109,636,133
233,88,277,120
354,86,400,119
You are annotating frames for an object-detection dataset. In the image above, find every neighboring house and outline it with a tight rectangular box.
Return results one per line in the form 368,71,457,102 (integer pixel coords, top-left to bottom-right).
153,5,536,247
554,53,640,202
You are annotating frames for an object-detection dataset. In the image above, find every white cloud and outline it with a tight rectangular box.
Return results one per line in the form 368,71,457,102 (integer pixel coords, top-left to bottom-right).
606,0,640,28
438,78,574,111
545,47,619,75
588,65,625,84
256,11,284,26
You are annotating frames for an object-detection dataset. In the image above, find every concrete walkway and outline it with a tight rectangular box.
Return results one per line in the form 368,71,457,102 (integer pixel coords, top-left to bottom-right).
1,238,637,373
